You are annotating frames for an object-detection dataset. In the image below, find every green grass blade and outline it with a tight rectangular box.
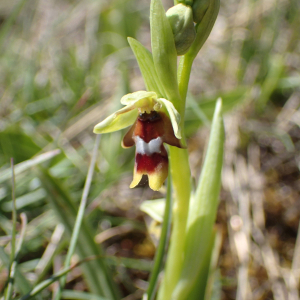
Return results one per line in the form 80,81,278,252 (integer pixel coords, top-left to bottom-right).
2,189,46,212
61,290,108,300
18,255,116,300
55,135,101,299
0,213,38,299
4,159,18,300
34,224,65,284
9,159,16,262
0,247,33,296
5,214,28,299
40,170,121,300
19,263,92,300
17,253,150,300
146,174,172,300
256,55,285,111
0,150,61,183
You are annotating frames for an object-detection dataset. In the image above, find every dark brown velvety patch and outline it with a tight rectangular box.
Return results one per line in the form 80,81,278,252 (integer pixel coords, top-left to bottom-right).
135,146,168,173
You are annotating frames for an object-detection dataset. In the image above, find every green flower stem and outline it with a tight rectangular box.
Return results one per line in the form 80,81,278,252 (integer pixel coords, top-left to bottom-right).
178,55,194,108
157,145,191,300
157,54,194,300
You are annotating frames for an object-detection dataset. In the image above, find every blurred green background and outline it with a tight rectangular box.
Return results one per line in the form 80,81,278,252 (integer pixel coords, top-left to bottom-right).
0,0,299,299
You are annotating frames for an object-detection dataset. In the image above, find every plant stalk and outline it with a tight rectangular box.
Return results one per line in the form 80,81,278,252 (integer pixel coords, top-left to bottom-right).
157,54,194,300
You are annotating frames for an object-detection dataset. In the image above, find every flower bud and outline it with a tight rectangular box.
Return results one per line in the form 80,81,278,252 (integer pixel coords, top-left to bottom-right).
192,0,210,23
166,4,196,56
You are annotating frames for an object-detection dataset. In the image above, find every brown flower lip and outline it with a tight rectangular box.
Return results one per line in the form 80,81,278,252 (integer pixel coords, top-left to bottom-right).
122,111,184,190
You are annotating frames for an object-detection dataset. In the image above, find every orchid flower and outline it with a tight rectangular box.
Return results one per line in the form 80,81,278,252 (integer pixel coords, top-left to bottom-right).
93,91,184,191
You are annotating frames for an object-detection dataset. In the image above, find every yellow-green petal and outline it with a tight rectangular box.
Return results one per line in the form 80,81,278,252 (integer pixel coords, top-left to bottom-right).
158,98,182,139
93,106,137,134
120,91,157,105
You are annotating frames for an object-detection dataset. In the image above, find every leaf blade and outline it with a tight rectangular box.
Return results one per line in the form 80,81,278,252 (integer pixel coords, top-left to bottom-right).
173,98,224,299
128,37,164,96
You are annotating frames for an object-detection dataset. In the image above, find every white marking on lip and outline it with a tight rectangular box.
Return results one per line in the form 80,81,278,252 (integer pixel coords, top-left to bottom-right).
135,136,162,155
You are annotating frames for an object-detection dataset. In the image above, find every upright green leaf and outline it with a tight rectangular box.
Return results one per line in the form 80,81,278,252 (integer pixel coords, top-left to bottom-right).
173,98,224,299
187,230,216,300
186,0,220,60
127,38,165,97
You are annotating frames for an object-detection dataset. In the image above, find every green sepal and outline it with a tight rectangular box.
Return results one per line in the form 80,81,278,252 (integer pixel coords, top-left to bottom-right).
185,0,194,6
192,0,210,23
186,0,220,60
172,98,224,299
121,91,157,106
93,107,137,134
166,4,196,55
150,0,181,110
159,98,182,139
127,37,165,97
